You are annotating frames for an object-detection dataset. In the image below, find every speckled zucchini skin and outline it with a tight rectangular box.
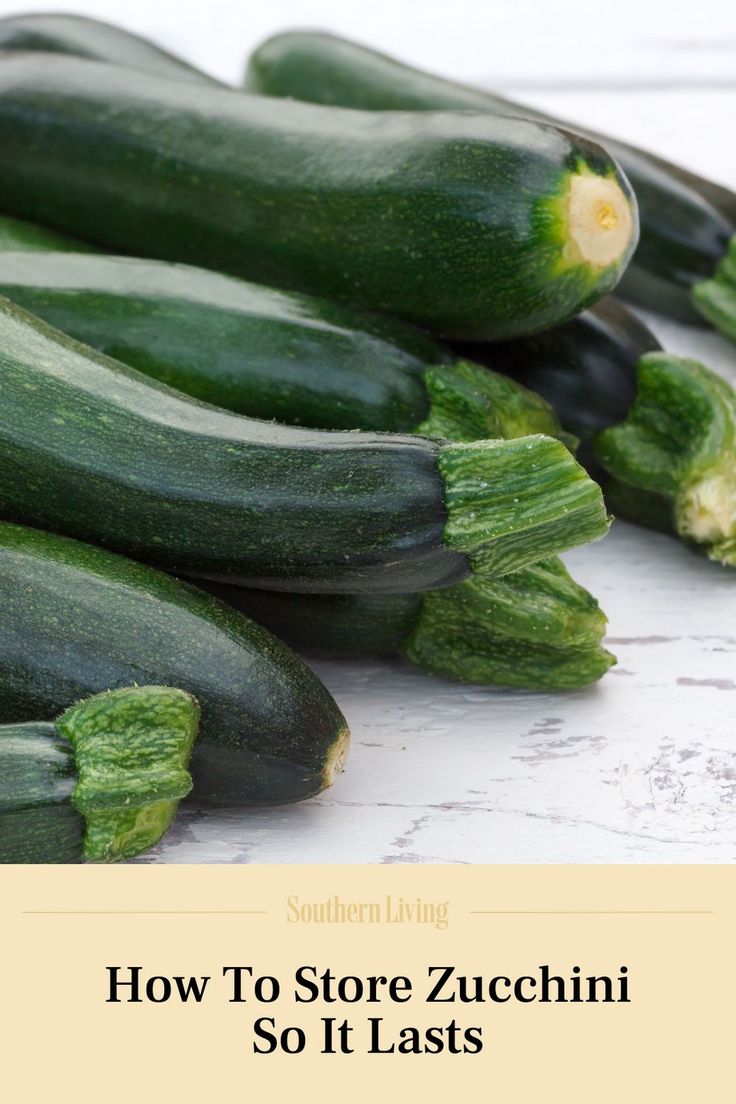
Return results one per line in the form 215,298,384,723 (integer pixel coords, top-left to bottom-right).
0,53,635,340
0,251,562,442
0,723,83,862
0,251,441,431
245,30,734,326
0,294,464,592
0,523,350,807
0,296,609,591
0,11,219,84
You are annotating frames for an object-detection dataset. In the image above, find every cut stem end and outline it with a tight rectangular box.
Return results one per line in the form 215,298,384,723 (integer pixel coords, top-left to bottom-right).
566,173,635,269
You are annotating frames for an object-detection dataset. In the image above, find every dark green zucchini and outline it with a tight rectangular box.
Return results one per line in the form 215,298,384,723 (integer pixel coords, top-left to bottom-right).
0,11,219,84
0,522,349,807
459,300,736,565
0,213,97,253
245,30,736,331
0,53,637,341
458,297,659,479
201,558,615,692
0,295,609,591
0,250,562,442
0,686,198,863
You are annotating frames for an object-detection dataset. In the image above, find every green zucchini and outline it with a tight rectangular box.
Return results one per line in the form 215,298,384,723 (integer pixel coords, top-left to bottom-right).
0,250,562,443
460,300,736,565
0,214,97,253
0,522,349,807
200,558,615,692
458,297,658,479
0,53,637,341
0,686,198,863
0,11,219,85
0,295,609,591
245,30,736,332
595,353,736,566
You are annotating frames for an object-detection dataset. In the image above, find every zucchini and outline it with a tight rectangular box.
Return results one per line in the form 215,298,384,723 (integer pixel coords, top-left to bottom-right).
596,353,736,566
0,214,96,253
200,558,615,692
458,297,659,479
0,11,219,85
245,30,736,331
0,53,637,340
0,686,198,863
0,250,561,442
0,522,349,807
460,299,736,565
0,295,609,591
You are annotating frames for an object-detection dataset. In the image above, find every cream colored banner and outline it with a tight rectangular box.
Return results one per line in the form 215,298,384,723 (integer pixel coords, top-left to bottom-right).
2,865,732,1100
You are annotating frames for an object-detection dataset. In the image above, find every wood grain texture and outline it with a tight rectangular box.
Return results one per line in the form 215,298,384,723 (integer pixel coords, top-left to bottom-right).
29,0,731,863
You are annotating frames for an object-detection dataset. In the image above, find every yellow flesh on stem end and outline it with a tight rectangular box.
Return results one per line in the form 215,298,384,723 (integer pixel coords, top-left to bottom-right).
565,174,634,269
323,725,351,788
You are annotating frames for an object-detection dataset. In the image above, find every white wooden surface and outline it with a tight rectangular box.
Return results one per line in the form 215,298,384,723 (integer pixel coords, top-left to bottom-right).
7,0,733,862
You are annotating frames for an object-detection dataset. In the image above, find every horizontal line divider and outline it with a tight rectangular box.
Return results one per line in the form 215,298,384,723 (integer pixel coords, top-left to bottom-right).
23,909,268,915
469,909,714,915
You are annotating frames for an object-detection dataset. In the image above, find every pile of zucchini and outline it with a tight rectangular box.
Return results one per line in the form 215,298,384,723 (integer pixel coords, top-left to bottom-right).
0,13,733,862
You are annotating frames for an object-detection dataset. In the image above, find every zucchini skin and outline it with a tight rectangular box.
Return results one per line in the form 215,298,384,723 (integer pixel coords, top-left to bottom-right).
0,251,562,442
0,12,219,85
245,30,734,326
199,585,423,658
458,297,661,479
0,53,636,340
0,523,350,807
0,723,84,862
0,295,610,591
0,214,96,253
0,251,440,432
0,294,464,593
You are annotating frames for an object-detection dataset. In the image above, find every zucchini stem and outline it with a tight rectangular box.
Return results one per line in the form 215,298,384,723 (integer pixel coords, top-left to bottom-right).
692,235,736,340
439,435,610,576
417,359,570,444
595,352,736,565
58,686,199,862
404,557,615,690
